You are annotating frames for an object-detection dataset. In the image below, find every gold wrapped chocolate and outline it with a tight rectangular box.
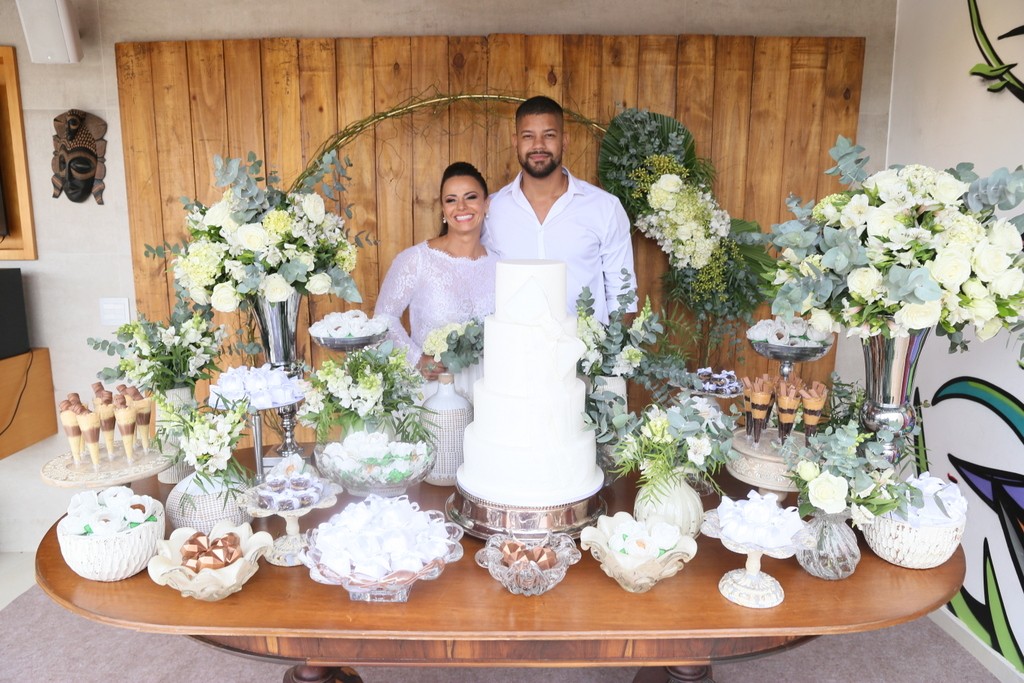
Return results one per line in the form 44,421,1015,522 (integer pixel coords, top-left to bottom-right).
180,532,243,572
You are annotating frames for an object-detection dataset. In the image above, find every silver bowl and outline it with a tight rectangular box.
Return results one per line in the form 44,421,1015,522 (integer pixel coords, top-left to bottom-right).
311,330,388,351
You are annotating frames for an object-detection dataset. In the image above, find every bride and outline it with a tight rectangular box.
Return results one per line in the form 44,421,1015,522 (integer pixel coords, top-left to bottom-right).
374,161,497,387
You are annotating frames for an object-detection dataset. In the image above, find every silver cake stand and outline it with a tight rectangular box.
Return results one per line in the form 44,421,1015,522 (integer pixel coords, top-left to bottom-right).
446,484,606,541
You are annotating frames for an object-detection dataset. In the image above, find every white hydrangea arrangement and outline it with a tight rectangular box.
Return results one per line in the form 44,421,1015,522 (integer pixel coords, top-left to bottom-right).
173,153,361,313
421,319,484,373
62,486,161,536
769,137,1024,361
297,342,426,442
637,172,731,271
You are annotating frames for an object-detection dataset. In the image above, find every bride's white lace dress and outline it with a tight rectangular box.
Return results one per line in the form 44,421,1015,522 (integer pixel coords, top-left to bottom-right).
374,242,497,389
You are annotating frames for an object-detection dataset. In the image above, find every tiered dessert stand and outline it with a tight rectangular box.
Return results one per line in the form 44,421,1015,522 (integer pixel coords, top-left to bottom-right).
726,341,831,499
240,482,341,566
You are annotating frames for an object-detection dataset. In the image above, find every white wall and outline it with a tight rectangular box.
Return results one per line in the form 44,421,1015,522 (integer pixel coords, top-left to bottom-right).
0,0,898,550
890,0,1024,678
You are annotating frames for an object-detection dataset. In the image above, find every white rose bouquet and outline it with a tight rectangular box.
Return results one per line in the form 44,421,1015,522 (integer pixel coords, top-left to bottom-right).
614,395,737,496
297,341,427,442
780,420,920,528
172,153,362,313
421,319,484,373
768,136,1024,361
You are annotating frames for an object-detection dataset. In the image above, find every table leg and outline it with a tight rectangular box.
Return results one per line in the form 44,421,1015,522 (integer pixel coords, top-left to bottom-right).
283,665,364,683
633,664,714,683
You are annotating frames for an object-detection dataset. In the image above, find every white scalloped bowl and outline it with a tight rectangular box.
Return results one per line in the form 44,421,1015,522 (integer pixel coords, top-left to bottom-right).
147,521,273,601
57,502,166,582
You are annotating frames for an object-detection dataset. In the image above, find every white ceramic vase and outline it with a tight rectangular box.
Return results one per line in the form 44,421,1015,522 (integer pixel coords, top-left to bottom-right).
633,467,705,538
165,471,251,535
157,385,197,484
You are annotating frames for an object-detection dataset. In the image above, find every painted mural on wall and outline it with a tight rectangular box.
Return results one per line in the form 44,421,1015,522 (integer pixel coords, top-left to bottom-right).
915,335,1024,674
968,0,1024,104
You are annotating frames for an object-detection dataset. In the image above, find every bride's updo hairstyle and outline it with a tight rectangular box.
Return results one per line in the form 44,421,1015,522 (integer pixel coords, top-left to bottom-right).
439,161,488,236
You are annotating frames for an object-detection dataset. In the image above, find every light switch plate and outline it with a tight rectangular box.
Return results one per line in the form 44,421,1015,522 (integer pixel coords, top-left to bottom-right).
99,298,131,326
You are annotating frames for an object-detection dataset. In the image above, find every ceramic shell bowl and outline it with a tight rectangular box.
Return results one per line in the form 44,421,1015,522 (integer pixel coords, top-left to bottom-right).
580,512,698,593
147,521,273,601
862,515,966,569
57,502,166,582
475,533,581,597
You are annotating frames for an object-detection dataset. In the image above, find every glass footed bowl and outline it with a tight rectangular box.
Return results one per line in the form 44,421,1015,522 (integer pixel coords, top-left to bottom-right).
300,514,464,603
315,441,435,497
475,532,581,596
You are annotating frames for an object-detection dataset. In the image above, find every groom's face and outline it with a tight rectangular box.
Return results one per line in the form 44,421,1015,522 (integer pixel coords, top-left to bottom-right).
515,113,566,179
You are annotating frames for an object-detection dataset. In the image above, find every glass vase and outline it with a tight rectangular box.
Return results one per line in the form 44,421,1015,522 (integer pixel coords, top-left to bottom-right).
796,512,861,580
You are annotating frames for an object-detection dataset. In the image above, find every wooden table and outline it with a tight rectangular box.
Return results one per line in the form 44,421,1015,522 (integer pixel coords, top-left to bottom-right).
36,464,965,683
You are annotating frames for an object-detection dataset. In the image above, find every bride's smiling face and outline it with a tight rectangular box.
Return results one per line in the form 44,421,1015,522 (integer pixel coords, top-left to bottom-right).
441,175,488,235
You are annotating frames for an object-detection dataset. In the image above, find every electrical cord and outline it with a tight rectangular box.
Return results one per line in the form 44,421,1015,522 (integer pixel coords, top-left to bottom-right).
0,349,34,438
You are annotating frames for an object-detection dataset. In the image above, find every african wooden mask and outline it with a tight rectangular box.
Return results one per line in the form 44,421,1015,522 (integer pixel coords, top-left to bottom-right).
52,109,107,204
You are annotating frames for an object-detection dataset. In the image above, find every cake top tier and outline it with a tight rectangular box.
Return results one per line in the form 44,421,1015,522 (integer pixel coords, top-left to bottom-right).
495,260,567,322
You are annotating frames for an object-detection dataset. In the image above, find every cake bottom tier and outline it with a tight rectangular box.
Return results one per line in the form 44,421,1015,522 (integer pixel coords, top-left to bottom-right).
458,425,603,507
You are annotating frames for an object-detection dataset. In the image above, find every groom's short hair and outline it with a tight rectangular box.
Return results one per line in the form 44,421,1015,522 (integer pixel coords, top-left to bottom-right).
515,96,564,125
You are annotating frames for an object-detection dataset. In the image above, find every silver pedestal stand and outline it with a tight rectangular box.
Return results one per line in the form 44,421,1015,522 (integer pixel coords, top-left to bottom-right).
446,484,606,541
250,398,304,482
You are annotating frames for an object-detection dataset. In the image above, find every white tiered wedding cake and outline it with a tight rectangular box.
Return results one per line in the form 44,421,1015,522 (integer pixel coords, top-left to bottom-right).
457,259,603,507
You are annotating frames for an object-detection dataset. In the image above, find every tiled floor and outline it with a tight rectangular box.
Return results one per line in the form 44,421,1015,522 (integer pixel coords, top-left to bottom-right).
0,553,35,610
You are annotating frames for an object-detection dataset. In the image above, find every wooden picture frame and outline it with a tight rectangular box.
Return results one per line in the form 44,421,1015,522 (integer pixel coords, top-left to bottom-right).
0,45,36,260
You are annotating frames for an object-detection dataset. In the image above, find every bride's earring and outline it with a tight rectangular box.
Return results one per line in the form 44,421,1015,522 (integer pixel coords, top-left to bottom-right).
441,215,447,224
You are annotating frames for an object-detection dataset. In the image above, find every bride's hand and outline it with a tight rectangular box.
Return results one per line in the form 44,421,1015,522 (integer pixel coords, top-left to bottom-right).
417,354,447,381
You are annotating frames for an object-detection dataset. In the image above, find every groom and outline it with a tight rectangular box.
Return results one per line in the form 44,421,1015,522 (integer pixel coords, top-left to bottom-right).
483,96,636,323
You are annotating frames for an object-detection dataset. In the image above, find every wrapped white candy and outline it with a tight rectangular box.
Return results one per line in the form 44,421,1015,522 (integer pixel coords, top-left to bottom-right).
716,491,805,550
895,472,968,528
310,310,388,339
210,364,305,410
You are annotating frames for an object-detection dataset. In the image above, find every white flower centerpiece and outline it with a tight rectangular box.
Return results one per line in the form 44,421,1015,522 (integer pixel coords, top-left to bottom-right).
172,153,362,313
57,486,165,582
768,136,1024,356
298,341,427,443
580,511,698,593
862,472,968,569
780,420,920,580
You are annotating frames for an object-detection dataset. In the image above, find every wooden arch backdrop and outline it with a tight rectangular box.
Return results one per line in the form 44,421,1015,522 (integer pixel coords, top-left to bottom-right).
115,34,864,440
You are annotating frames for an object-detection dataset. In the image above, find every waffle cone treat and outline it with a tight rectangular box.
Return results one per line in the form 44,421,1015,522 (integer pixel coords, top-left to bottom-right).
58,400,83,464
133,396,153,453
76,411,102,469
96,401,117,460
740,378,754,437
800,381,829,439
114,399,137,463
775,381,801,442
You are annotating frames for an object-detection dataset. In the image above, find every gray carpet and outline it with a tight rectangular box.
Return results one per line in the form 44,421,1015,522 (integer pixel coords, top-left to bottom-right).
0,585,998,682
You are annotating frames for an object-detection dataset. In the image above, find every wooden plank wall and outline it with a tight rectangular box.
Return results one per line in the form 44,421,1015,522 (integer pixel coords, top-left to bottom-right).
115,34,864,441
